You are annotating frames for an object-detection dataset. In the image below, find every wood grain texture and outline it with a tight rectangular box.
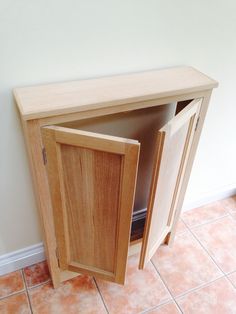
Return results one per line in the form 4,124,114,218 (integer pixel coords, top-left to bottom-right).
14,67,218,120
165,91,212,246
38,91,211,127
139,99,202,268
62,145,121,272
21,119,61,287
41,126,140,283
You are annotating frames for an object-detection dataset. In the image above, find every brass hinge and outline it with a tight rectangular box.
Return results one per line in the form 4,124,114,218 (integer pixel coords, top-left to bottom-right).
195,116,200,131
42,147,47,165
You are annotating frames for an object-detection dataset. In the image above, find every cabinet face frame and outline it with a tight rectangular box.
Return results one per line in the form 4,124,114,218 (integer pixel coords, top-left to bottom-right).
37,91,209,127
20,90,213,288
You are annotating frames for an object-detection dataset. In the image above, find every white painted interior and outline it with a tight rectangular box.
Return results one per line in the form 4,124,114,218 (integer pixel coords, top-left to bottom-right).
0,0,235,258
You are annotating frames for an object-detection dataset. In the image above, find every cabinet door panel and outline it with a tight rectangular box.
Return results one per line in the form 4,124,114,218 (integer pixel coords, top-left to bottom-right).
41,126,140,283
139,98,202,268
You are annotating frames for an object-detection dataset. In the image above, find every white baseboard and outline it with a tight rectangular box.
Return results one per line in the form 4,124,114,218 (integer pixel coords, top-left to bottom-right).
183,184,236,211
0,243,45,276
0,185,235,276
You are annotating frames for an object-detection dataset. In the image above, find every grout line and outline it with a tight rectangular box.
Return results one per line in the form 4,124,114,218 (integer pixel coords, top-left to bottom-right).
219,200,236,214
229,212,236,220
150,219,228,306
175,276,227,302
174,275,225,300
178,219,189,235
26,279,51,290
180,218,187,226
151,260,183,314
21,269,34,314
0,270,26,301
93,278,109,314
225,274,236,289
182,213,230,230
184,219,228,276
171,213,236,300
140,299,174,314
175,273,236,301
21,265,52,291
0,289,26,301
94,272,172,314
225,269,236,276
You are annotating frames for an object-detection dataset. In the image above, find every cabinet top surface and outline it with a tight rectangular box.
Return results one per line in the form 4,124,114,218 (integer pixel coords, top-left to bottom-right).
14,66,218,121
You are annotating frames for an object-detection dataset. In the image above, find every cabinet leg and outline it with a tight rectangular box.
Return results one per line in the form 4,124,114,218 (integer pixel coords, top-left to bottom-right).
23,119,61,288
164,230,175,247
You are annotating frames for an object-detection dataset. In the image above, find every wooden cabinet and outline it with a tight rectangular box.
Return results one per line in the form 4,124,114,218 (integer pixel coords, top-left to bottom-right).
14,66,218,288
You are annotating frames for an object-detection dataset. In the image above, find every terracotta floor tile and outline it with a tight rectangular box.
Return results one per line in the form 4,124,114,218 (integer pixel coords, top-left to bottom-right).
0,271,24,298
230,212,236,221
152,231,222,296
176,219,188,234
29,275,106,314
147,301,180,313
220,195,236,213
182,201,228,228
177,277,236,314
227,271,236,288
23,261,50,287
96,254,171,314
193,216,236,273
0,292,31,314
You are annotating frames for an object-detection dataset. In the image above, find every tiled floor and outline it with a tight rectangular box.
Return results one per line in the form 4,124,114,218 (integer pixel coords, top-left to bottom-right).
0,196,236,314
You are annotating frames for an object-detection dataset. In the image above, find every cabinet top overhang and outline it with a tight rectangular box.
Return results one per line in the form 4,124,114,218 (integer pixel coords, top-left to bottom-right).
14,66,218,121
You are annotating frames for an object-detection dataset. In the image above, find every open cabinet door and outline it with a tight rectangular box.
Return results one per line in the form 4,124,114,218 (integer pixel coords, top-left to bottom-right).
139,98,202,268
41,126,140,284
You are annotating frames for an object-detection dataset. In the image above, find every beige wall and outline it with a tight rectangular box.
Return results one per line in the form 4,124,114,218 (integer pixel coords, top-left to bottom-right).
0,0,235,255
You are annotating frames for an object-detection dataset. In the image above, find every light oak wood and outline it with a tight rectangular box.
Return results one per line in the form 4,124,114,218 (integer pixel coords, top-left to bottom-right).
139,99,202,268
23,120,84,287
41,125,140,283
165,91,212,246
14,66,218,288
59,270,80,283
38,91,209,127
21,119,61,287
14,67,218,120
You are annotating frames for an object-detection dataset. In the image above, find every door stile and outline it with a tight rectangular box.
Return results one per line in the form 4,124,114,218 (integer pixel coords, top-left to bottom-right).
42,128,71,270
114,144,140,283
166,107,200,229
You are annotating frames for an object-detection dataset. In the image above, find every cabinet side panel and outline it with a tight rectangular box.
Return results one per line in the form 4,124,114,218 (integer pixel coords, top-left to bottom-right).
60,145,121,272
22,120,60,287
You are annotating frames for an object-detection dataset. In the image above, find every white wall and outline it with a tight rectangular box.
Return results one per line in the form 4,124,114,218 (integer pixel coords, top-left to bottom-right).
0,0,236,255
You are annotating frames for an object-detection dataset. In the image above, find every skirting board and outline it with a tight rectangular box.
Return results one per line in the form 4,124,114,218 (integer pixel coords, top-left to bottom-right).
0,243,45,276
183,184,236,211
0,185,235,276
